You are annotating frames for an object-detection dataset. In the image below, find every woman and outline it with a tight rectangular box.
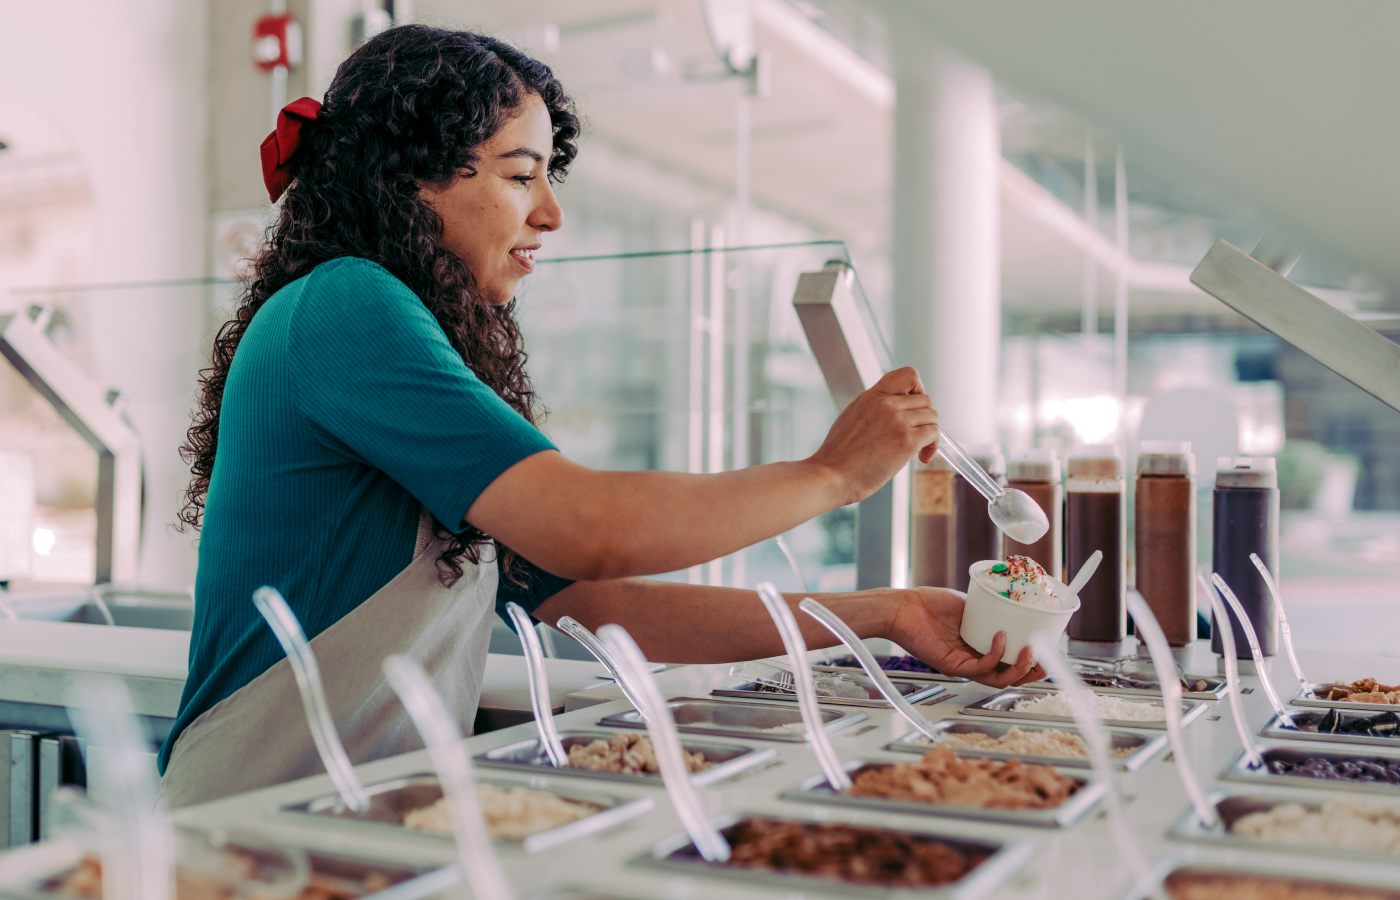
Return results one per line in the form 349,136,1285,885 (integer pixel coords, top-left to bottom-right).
161,25,1042,808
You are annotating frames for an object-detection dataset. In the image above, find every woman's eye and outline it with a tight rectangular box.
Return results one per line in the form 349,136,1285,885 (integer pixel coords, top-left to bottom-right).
513,175,536,186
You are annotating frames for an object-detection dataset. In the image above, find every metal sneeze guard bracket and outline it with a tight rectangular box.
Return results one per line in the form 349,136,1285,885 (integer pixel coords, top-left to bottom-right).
792,261,910,591
1190,239,1400,414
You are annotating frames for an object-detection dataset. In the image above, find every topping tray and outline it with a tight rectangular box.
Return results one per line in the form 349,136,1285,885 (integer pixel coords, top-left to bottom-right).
812,654,970,683
633,810,1035,899
0,831,459,899
1025,674,1229,701
1259,708,1400,747
1119,858,1400,900
884,719,1167,771
282,773,654,855
597,697,868,742
959,688,1207,731
711,677,946,708
1168,790,1400,864
473,730,777,787
1220,746,1400,796
1292,681,1400,713
778,757,1105,828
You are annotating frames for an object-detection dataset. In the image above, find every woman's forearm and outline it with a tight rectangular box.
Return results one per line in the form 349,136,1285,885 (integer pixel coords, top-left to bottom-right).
532,578,900,663
472,453,844,581
468,368,939,581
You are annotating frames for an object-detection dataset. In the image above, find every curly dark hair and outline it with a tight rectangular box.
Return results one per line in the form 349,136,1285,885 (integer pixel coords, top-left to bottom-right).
179,25,579,585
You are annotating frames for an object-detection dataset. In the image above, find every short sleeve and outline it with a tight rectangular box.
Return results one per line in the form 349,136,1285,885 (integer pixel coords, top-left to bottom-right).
287,258,554,529
496,558,575,629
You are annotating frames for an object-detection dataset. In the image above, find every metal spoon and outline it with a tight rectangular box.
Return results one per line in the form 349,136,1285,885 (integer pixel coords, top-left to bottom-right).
938,433,1049,544
504,602,569,768
253,587,373,814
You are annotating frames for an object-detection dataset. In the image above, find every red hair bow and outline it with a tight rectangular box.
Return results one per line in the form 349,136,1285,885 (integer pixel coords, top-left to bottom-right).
260,97,322,202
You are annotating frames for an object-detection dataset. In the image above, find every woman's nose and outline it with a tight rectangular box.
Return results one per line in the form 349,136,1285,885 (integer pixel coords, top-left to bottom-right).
531,182,564,232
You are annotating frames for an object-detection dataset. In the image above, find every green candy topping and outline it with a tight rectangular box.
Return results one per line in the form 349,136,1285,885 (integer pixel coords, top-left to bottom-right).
999,590,1011,598
991,563,1008,574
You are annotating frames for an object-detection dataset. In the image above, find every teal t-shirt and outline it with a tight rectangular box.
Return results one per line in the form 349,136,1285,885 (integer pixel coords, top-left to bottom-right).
160,257,567,772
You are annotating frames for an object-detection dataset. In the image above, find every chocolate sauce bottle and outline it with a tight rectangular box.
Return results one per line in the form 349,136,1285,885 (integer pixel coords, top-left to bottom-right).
1134,441,1197,646
1212,457,1280,658
1066,445,1127,655
911,457,956,588
1003,449,1062,581
953,444,1006,591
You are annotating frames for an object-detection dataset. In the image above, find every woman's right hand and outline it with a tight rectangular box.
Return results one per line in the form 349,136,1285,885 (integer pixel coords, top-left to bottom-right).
807,366,940,505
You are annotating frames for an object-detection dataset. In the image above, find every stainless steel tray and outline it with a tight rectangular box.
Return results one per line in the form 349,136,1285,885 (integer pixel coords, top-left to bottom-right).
597,697,868,742
282,773,653,855
1259,708,1400,748
712,677,946,708
1026,674,1229,701
1,834,458,900
1120,857,1400,900
633,810,1035,899
1220,746,1400,796
779,757,1104,828
474,730,777,787
1292,681,1400,712
1169,789,1400,864
813,654,970,683
960,688,1207,731
884,719,1167,772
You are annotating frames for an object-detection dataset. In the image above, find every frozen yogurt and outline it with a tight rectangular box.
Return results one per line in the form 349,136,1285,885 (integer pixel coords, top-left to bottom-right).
977,556,1062,609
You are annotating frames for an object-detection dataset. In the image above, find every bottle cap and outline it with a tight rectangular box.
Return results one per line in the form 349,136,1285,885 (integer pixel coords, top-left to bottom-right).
1007,448,1059,482
962,442,1006,476
1068,444,1122,479
1137,440,1196,476
1215,456,1278,488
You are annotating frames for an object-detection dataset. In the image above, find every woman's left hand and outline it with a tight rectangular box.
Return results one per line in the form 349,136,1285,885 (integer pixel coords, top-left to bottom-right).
889,587,1047,688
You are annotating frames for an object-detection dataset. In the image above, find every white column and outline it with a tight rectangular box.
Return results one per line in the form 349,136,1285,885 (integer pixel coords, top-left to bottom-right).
889,22,1001,444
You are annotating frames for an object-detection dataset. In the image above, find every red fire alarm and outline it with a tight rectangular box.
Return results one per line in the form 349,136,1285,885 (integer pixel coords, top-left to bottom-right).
252,13,303,71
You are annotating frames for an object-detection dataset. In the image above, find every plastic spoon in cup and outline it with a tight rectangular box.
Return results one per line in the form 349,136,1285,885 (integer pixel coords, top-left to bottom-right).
555,616,648,716
382,654,512,900
66,675,174,900
798,598,940,741
1029,635,1165,900
253,586,372,815
1065,550,1103,599
937,433,1049,544
597,624,730,863
1210,573,1295,728
1250,552,1308,691
1197,573,1264,768
755,582,851,791
504,601,569,768
1125,592,1214,826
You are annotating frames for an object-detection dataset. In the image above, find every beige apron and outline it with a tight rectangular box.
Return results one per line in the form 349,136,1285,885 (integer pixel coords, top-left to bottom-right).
158,514,498,810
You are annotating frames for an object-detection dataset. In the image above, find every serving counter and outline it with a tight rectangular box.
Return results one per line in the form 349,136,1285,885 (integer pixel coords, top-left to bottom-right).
168,640,1400,899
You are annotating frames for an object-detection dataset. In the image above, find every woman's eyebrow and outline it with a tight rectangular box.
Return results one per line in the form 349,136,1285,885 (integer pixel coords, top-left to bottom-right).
496,147,545,162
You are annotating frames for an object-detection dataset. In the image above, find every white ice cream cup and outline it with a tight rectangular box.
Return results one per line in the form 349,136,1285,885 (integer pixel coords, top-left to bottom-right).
959,560,1081,664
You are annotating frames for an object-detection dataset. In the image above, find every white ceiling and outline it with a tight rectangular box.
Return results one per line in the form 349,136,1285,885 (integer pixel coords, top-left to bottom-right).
895,0,1400,297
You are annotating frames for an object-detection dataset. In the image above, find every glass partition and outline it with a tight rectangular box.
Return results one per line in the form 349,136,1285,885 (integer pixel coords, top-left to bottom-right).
523,239,884,595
